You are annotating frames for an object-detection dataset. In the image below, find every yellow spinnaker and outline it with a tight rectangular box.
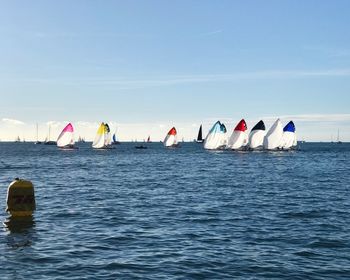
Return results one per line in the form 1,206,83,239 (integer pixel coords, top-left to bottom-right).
96,123,105,135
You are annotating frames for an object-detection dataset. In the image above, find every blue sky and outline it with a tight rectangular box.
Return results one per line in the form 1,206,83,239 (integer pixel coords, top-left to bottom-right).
0,0,349,141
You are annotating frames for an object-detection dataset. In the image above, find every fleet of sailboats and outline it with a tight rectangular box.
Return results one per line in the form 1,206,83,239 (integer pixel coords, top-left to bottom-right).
12,118,348,149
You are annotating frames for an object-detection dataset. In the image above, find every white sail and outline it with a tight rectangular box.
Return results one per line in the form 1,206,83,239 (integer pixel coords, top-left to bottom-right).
204,121,228,150
227,131,248,149
249,130,266,149
263,119,284,150
227,119,248,150
281,132,296,149
293,134,297,147
103,123,112,147
57,123,75,148
164,135,177,147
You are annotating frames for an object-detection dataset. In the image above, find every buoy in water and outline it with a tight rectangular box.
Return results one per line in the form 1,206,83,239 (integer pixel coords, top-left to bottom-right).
6,178,36,217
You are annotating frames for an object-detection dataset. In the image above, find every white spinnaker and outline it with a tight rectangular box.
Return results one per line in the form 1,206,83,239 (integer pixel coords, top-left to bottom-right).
204,125,227,150
263,119,284,150
104,132,112,146
227,131,248,149
92,130,106,149
164,134,177,147
57,131,74,147
281,131,297,149
293,134,297,147
248,130,265,149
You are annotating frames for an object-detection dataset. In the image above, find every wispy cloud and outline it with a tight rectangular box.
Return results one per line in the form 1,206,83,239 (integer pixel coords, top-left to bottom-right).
2,118,25,125
263,114,350,123
6,68,350,89
200,29,223,36
32,31,148,39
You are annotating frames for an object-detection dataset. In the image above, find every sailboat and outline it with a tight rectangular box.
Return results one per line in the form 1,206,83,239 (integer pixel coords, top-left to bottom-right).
44,125,57,145
248,120,266,149
34,123,42,144
196,125,204,143
92,122,113,149
337,129,342,144
204,121,228,150
227,119,248,150
147,136,151,143
57,123,76,149
281,121,297,150
14,136,21,143
263,119,284,150
163,127,178,147
112,128,121,145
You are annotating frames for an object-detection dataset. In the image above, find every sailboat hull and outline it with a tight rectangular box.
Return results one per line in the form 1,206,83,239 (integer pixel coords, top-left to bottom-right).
59,145,78,150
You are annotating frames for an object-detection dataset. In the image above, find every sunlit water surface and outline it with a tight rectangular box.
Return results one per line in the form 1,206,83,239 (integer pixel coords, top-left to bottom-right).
1,142,350,279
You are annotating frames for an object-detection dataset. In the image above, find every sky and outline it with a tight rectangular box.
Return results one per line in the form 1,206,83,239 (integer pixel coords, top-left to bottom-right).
0,0,349,141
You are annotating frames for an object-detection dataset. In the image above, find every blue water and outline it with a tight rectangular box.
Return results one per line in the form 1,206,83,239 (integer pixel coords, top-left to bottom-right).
1,142,350,279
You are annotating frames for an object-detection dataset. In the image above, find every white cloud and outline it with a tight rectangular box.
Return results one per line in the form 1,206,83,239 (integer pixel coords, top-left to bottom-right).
46,121,63,128
2,118,25,125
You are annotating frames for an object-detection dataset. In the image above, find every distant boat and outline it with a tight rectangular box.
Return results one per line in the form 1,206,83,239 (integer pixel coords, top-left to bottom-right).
112,128,121,145
163,127,179,147
204,121,227,150
57,123,76,149
248,120,266,149
92,122,113,149
135,145,147,149
77,136,85,143
44,125,56,145
34,123,42,144
337,129,342,144
14,136,21,143
196,125,204,143
263,119,283,150
227,119,248,150
281,121,297,150
147,136,151,143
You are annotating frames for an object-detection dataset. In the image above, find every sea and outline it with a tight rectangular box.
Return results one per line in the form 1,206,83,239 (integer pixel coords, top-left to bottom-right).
0,142,349,279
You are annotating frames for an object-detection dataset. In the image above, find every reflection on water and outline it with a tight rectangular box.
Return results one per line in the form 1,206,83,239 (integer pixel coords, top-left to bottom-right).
3,216,36,249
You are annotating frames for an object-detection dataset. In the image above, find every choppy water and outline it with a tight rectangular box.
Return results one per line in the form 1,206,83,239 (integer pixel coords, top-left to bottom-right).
0,142,350,279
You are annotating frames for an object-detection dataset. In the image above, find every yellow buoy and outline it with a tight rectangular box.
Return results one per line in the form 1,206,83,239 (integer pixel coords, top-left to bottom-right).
6,178,36,217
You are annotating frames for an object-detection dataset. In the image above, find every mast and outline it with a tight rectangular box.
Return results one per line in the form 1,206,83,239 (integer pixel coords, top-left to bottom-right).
36,123,39,142
337,129,340,142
